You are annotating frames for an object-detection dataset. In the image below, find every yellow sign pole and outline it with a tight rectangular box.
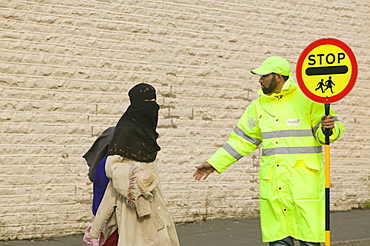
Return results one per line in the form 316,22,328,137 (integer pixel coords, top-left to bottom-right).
324,103,331,246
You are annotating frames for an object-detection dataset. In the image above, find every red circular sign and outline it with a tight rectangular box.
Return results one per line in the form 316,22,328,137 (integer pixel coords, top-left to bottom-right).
296,38,358,103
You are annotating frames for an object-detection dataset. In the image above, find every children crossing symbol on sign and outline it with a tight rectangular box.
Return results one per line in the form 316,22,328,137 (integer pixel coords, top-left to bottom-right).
315,76,336,94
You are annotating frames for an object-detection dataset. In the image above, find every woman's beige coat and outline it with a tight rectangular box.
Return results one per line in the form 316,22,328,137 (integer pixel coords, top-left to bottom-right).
89,155,180,246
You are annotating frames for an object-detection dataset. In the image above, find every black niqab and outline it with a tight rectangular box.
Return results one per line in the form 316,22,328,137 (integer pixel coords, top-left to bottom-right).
107,83,161,162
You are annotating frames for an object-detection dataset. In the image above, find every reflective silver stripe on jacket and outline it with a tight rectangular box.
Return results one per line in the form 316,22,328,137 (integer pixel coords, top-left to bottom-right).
262,129,313,139
313,122,321,135
262,146,322,156
222,143,243,160
234,126,262,146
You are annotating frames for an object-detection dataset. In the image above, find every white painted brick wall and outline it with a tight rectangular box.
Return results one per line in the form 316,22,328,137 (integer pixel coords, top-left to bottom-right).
0,0,369,240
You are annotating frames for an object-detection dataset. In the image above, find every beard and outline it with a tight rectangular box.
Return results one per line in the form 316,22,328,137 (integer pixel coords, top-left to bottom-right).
262,75,277,94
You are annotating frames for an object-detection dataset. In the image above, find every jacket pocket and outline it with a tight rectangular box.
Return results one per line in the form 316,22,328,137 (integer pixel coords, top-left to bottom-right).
155,212,165,231
258,167,272,200
292,159,321,200
293,159,320,170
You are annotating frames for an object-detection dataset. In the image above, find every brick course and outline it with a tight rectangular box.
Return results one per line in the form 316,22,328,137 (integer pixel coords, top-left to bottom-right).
0,0,369,240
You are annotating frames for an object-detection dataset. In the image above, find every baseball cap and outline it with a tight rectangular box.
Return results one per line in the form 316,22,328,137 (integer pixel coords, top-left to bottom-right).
251,56,292,76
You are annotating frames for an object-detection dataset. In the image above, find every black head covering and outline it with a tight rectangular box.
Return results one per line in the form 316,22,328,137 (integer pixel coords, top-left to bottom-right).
83,126,115,182
107,83,160,162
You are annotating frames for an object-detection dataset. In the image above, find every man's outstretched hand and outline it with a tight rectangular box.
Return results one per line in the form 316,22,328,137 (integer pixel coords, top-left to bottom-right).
193,162,215,180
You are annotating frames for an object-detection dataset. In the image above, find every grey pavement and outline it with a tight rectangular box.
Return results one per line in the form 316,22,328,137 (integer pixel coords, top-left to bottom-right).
1,209,369,246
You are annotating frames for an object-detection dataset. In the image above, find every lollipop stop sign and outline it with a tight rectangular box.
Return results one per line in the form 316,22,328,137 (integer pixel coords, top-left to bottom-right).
296,38,358,103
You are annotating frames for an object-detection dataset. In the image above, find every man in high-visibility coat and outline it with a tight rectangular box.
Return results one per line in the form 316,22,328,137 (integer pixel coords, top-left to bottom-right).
193,56,344,246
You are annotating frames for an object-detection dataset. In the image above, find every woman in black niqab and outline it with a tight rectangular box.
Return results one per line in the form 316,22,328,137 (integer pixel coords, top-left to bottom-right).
87,83,180,246
107,83,161,162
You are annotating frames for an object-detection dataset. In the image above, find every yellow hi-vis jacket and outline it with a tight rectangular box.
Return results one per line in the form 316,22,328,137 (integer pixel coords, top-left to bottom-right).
207,78,344,243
